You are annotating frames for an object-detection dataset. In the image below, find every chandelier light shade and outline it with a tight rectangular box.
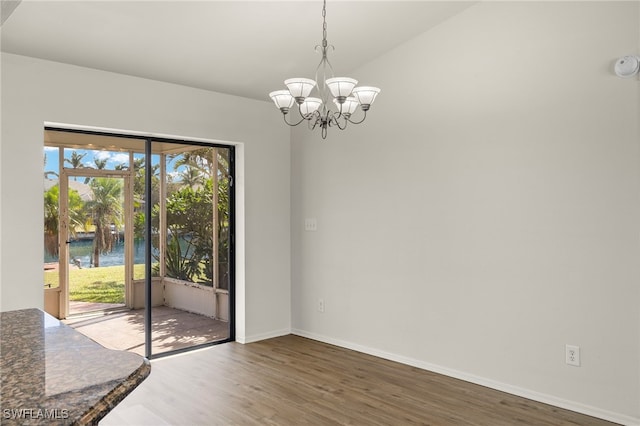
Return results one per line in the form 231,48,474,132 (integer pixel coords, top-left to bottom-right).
284,78,317,100
326,77,358,101
351,86,381,110
333,97,359,117
300,97,323,115
269,90,295,112
268,0,380,139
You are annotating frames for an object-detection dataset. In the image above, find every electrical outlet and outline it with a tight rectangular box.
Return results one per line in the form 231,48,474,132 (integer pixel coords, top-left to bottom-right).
318,298,325,313
565,344,580,366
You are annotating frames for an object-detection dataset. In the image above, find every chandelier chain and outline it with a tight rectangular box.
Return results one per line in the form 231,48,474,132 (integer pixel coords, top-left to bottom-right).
321,0,327,48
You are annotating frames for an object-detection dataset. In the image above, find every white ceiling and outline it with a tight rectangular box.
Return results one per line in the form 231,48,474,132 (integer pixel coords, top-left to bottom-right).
1,1,474,101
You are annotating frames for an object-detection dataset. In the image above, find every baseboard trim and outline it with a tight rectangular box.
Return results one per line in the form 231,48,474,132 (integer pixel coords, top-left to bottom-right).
237,328,291,344
291,328,640,426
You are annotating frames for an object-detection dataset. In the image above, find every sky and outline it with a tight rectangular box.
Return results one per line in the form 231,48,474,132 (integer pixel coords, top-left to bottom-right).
44,147,167,178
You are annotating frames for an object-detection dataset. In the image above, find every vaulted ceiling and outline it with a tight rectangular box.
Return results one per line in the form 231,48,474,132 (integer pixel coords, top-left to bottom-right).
1,1,474,101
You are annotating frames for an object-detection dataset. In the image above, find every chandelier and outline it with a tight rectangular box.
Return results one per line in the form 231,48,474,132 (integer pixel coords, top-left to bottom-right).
269,0,381,139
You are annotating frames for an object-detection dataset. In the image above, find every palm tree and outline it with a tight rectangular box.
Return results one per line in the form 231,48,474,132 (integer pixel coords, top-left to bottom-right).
132,157,162,242
94,158,107,169
44,185,60,258
44,185,86,257
178,165,205,188
64,152,86,181
83,157,109,184
86,178,123,267
65,151,86,169
133,158,160,199
170,148,215,181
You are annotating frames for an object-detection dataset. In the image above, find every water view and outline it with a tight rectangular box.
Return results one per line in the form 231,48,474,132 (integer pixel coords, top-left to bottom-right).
44,239,151,268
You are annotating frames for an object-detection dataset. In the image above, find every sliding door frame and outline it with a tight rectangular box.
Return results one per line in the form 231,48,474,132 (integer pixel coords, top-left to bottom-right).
45,125,236,359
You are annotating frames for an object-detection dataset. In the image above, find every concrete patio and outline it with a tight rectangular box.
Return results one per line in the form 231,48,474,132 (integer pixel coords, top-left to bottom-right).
63,306,230,356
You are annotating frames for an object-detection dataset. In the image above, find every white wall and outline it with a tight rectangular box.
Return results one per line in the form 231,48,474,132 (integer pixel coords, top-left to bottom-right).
0,53,292,343
291,1,640,423
0,49,3,310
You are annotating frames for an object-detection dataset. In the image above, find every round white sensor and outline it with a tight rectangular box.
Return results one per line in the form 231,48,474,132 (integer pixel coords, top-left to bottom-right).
614,55,640,78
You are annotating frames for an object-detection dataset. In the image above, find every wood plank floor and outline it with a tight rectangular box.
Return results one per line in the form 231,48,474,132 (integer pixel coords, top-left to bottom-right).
101,335,617,425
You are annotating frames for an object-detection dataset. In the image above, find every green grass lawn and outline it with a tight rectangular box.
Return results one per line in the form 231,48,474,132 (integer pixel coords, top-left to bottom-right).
44,264,146,303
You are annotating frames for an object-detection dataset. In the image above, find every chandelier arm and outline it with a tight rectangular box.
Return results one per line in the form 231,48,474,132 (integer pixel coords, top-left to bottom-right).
346,109,368,125
283,113,307,127
330,111,348,130
307,111,322,130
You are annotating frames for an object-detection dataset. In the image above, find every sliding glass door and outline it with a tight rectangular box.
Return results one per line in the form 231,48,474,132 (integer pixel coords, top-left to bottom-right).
44,128,235,358
148,143,234,355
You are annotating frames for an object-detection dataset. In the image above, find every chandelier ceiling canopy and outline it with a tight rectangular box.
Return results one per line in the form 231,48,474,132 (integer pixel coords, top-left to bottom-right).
269,0,381,139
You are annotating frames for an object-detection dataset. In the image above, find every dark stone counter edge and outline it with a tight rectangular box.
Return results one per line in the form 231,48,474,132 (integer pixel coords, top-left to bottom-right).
76,358,151,426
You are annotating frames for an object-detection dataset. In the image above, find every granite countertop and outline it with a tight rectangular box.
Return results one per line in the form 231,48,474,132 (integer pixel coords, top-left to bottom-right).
0,308,150,425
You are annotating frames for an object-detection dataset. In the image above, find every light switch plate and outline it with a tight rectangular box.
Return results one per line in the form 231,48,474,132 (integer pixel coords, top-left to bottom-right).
304,218,317,231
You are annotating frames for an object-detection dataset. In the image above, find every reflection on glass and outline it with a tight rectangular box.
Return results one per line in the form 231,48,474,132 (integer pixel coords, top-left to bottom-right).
159,148,232,289
163,148,216,286
133,153,160,280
